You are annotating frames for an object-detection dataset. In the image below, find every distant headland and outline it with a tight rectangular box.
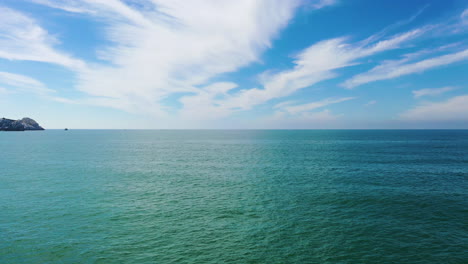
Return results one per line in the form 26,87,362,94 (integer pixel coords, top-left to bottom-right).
0,117,45,131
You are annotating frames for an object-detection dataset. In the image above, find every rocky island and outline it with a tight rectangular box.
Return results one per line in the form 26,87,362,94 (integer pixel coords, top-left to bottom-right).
0,117,45,131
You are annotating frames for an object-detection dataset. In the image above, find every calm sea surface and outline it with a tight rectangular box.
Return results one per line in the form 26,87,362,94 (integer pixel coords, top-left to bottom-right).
1,130,467,263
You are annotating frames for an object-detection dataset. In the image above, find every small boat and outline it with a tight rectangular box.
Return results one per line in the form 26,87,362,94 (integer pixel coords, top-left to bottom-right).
65,128,68,131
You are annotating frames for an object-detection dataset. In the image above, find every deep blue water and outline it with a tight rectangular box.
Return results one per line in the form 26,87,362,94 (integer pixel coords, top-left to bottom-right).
1,130,467,263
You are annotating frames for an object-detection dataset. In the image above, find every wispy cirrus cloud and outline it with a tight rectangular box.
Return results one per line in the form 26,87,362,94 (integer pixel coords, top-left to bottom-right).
0,7,85,70
342,48,468,89
27,0,303,115
276,97,355,115
207,27,426,116
2,1,466,128
0,87,11,95
400,94,468,121
261,96,354,128
462,8,468,23
29,0,96,14
0,72,54,94
310,0,338,9
341,8,468,90
1,1,442,115
364,100,377,106
412,86,456,98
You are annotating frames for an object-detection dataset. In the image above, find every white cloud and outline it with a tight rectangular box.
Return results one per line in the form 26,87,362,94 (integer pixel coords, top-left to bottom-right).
341,8,468,90
254,97,355,129
29,0,301,115
310,0,338,9
462,9,468,23
27,0,420,119
213,28,425,114
0,6,85,70
178,82,238,120
412,86,456,98
6,1,465,127
0,72,54,94
277,97,355,115
342,49,468,89
273,100,299,111
29,0,96,14
400,95,468,121
0,87,11,94
365,100,377,106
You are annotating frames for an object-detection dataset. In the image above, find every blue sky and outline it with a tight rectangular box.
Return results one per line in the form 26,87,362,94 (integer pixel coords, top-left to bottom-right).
0,0,467,129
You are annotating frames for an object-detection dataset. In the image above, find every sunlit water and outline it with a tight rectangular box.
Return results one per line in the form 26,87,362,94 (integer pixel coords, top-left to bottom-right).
1,130,467,263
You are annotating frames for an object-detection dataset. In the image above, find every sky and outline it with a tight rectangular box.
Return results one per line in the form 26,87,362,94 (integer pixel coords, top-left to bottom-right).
0,0,467,129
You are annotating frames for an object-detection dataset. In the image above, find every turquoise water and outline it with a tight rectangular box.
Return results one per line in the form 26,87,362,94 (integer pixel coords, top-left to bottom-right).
1,130,467,263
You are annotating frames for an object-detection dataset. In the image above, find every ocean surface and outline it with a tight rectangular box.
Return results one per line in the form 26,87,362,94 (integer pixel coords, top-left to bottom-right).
1,130,467,263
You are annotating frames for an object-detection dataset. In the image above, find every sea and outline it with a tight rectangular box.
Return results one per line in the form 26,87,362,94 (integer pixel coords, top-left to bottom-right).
1,130,467,263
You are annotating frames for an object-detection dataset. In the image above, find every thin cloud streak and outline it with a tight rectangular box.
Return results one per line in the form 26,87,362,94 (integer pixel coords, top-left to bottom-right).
310,0,338,9
0,72,54,94
400,94,468,121
412,86,456,98
342,49,468,89
0,6,85,70
279,97,355,115
213,28,426,115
